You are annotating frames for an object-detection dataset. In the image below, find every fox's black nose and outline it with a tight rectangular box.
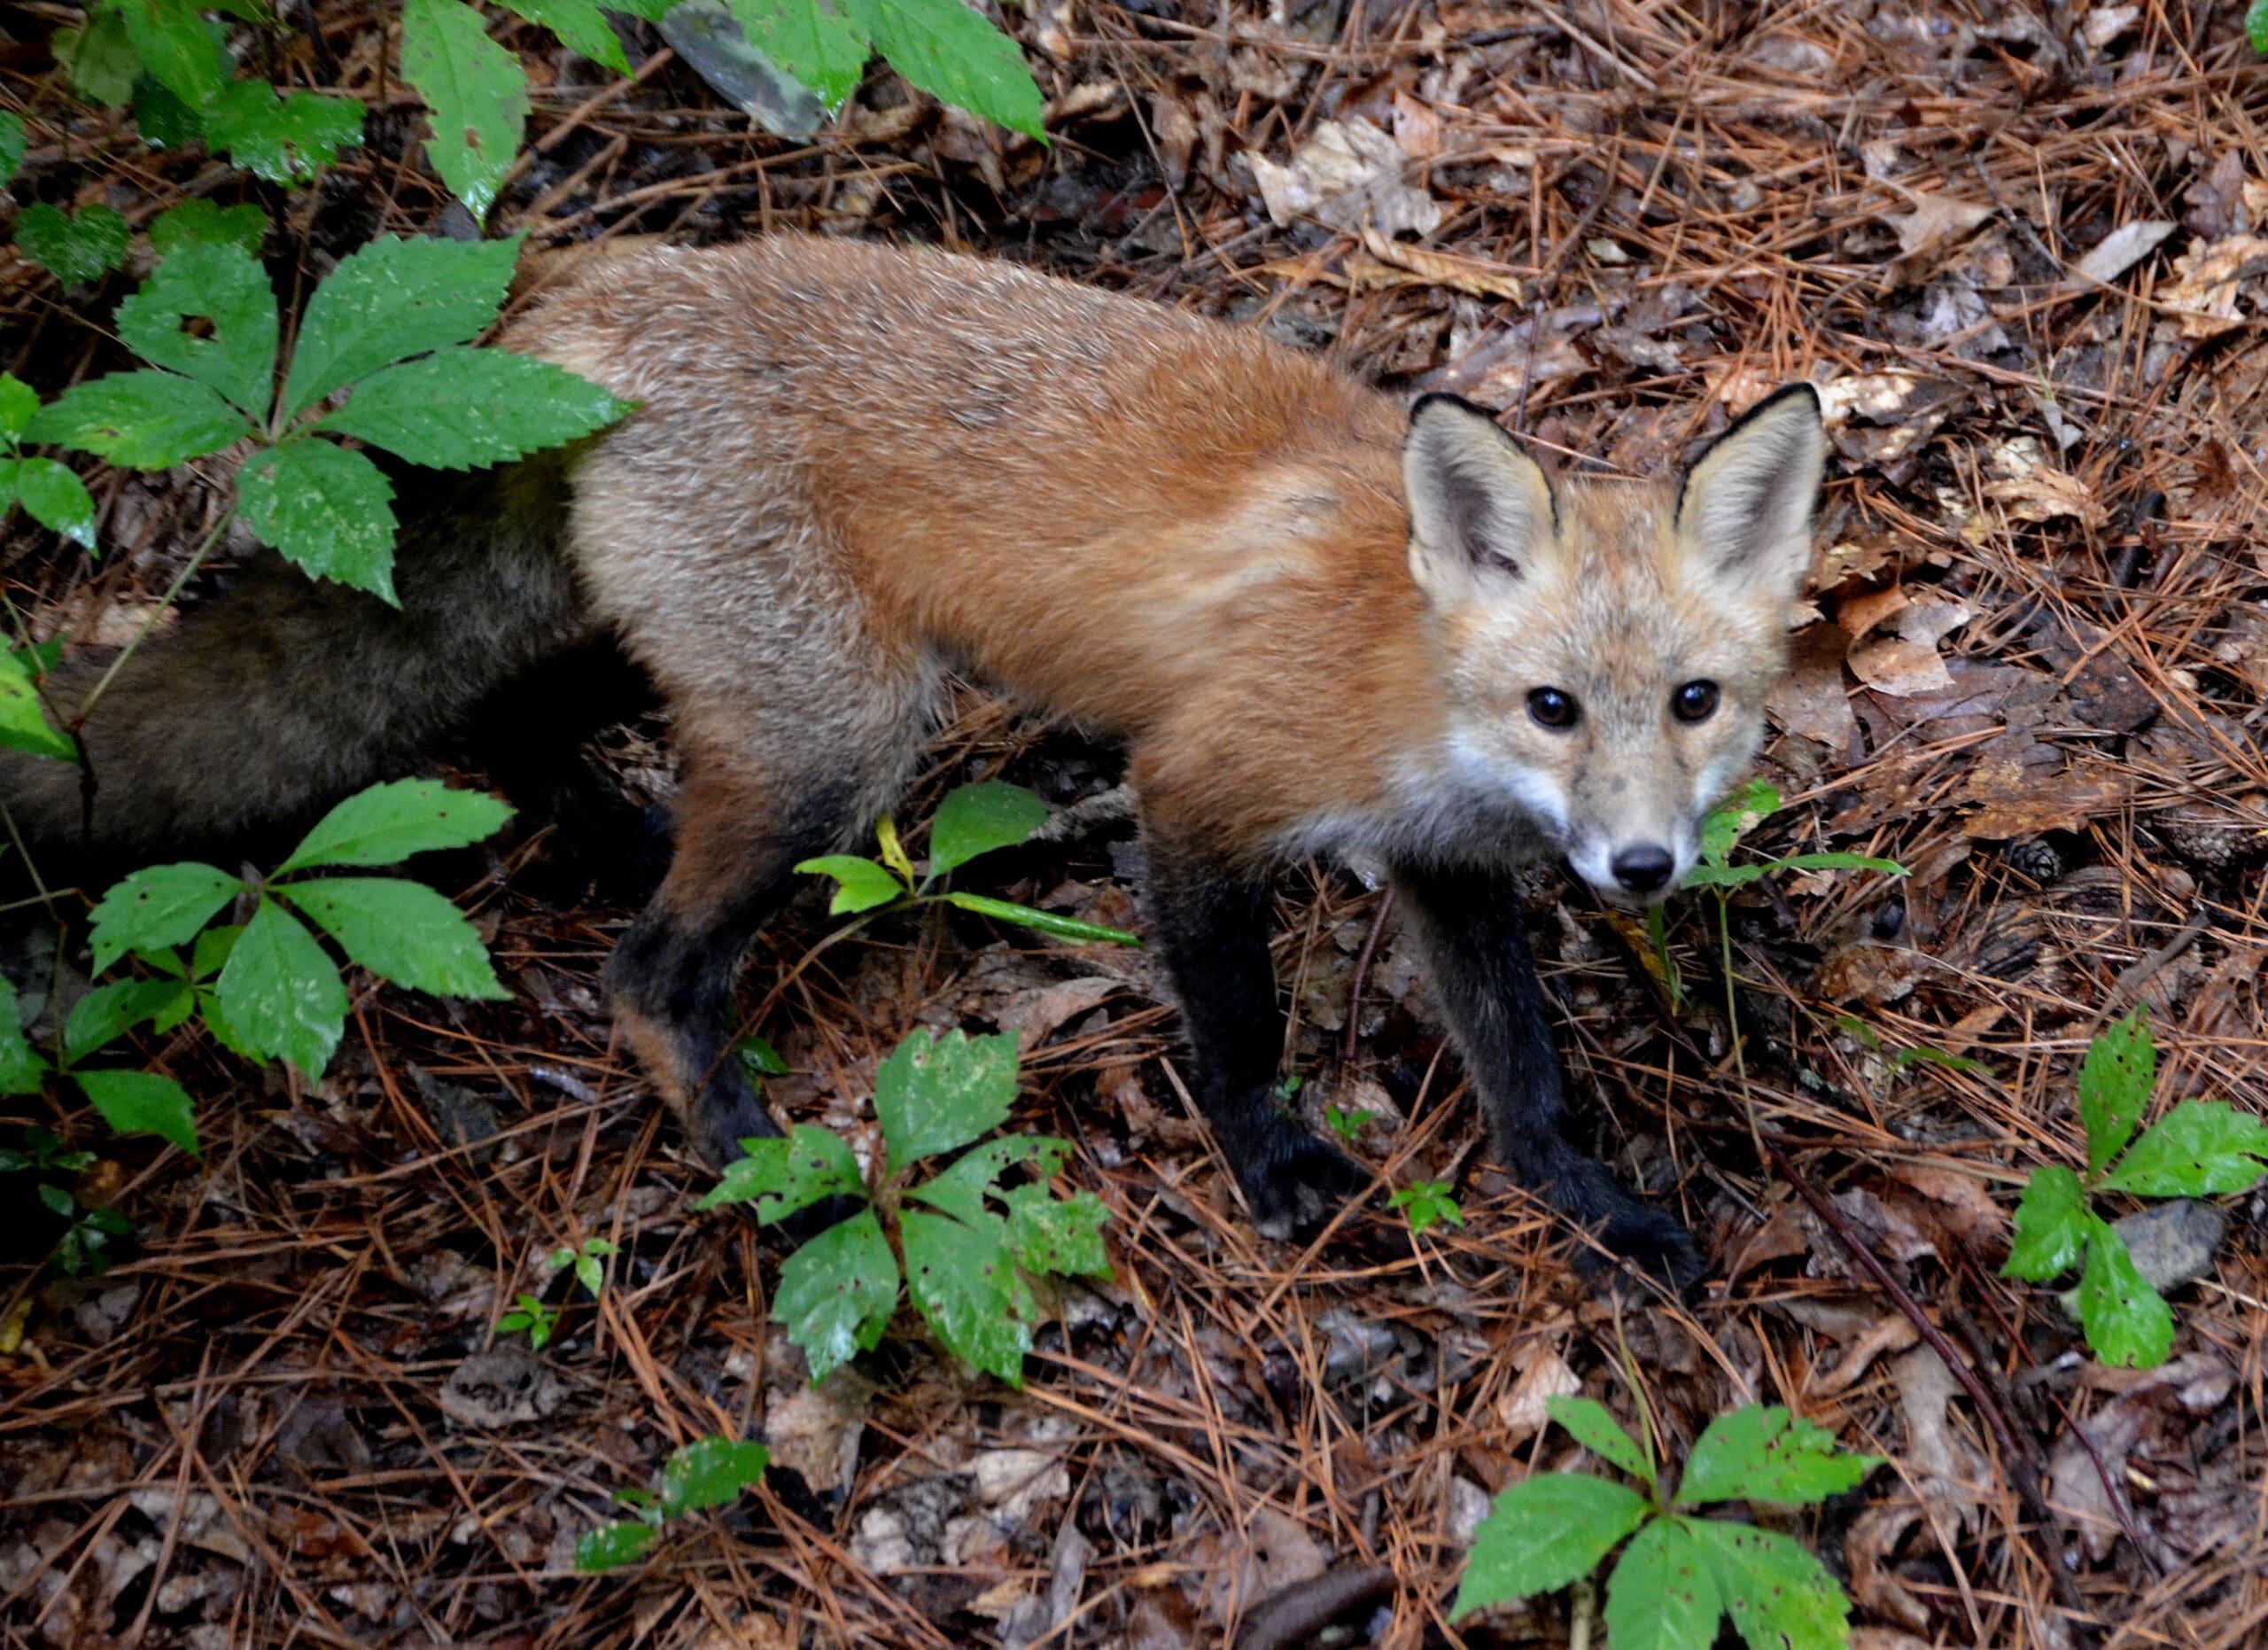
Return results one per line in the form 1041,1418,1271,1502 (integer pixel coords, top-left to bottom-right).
1612,844,1675,895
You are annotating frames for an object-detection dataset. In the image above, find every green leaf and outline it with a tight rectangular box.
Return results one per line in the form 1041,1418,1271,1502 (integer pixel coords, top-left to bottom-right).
2251,0,2268,54
2078,1217,2174,1369
76,1068,199,1156
25,370,252,469
203,82,367,185
773,1206,899,1383
215,897,348,1078
795,854,905,915
1686,1518,1852,1650
2100,1099,2268,1197
64,978,195,1065
115,241,280,418
942,892,1141,946
1674,1405,1879,1509
904,1134,1069,1226
926,782,1049,876
280,876,509,999
1603,1519,1722,1650
1674,863,1767,890
282,233,523,419
119,0,229,106
134,75,207,148
191,923,242,981
399,0,530,218
1388,1180,1464,1236
1451,1474,1652,1617
735,1034,790,1077
0,113,24,187
0,978,52,1096
726,0,871,108
1545,1395,1654,1488
501,0,631,71
1698,780,1779,865
149,198,269,259
14,203,132,288
659,1436,769,1515
89,863,244,972
843,0,1044,136
902,1204,1030,1384
2002,1165,2088,1281
1004,1182,1109,1278
63,11,144,105
573,1519,657,1573
196,987,261,1061
315,346,632,470
0,374,38,440
280,778,515,872
875,1025,1019,1174
695,1123,866,1221
2078,1008,2154,1175
10,458,100,549
237,439,400,601
0,645,76,762
1770,852,1907,876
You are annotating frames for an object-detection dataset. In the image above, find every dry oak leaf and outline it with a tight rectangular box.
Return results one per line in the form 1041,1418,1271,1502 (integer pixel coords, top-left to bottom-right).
1248,118,1441,237
2160,233,2268,339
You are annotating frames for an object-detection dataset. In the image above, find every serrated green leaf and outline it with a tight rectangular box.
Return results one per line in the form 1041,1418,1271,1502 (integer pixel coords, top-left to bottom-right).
695,1124,866,1220
279,876,508,999
725,0,870,108
1686,1517,1852,1650
237,439,399,600
925,781,1049,875
1699,780,1779,865
843,0,1044,136
1546,1396,1654,1487
0,374,38,440
315,346,631,470
25,370,252,469
2078,1217,2174,1369
76,1068,200,1156
2078,1008,2154,1175
1674,1405,1879,1509
941,891,1142,945
795,853,905,914
64,11,144,105
115,241,279,418
0,978,51,1096
902,1204,1030,1384
278,777,515,873
774,1206,899,1383
64,978,195,1065
203,82,367,185
0,113,24,187
399,0,530,217
118,0,229,106
876,1025,1018,1174
14,203,132,288
216,897,347,1078
905,1133,1069,1226
1451,1474,1652,1617
1603,1518,1721,1650
2100,1099,2268,1197
660,1436,768,1515
89,862,244,972
2251,0,2268,54
2002,1164,2088,1281
282,233,524,418
149,198,269,259
573,1519,657,1572
10,458,100,549
0,645,76,762
196,986,260,1061
501,0,631,71
1004,1182,1108,1277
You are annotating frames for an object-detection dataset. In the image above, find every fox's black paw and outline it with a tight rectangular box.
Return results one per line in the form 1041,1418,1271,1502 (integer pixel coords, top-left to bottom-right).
1580,1200,1704,1293
691,1083,783,1175
1234,1120,1372,1240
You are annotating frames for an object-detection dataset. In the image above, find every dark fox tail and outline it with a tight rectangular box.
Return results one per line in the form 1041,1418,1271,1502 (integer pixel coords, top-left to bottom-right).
0,454,597,880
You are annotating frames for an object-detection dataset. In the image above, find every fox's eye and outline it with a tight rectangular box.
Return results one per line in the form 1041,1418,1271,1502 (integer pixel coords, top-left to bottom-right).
1673,680,1720,722
1527,687,1580,729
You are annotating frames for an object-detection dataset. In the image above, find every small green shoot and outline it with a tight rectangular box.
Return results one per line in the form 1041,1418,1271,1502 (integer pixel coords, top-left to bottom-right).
552,1236,619,1300
2002,1007,2268,1367
497,1292,561,1351
1456,1397,1881,1649
3,1128,129,1275
1324,1104,1374,1145
1390,1180,1464,1236
574,1435,770,1573
1836,1015,1989,1076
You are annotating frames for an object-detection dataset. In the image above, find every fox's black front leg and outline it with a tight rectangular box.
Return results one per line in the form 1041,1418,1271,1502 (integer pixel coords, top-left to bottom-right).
1143,833,1367,1237
1394,862,1700,1286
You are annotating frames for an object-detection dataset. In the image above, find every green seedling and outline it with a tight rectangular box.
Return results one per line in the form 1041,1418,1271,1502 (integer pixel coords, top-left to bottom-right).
574,1435,770,1572
1390,1180,1464,1236
497,1292,561,1352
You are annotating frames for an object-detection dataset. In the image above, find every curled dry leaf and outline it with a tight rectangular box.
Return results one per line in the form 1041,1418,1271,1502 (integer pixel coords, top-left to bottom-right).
1495,1342,1581,1444
1891,1343,1991,1534
1982,436,2105,525
1845,1505,1933,1634
1248,118,1441,237
1355,228,1524,302
2050,1354,2234,1561
2159,234,2268,339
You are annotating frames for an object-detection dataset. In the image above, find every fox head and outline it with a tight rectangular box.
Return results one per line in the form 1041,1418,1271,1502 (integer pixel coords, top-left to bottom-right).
1400,385,1825,904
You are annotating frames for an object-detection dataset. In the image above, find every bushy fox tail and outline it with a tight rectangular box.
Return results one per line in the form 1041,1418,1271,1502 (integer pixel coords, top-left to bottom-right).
0,455,596,877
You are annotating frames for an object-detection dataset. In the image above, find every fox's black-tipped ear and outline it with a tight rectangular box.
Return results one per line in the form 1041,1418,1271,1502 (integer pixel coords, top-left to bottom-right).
1402,393,1558,604
1674,383,1825,600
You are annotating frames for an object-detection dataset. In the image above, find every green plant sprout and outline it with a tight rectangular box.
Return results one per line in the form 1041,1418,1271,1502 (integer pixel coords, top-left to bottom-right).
796,779,1140,947
574,1435,770,1572
2002,1006,2268,1368
1324,1103,1374,1145
1835,1015,1989,1076
1456,1397,1881,1650
552,1236,620,1299
0,1127,130,1276
699,1025,1110,1386
497,1292,562,1352
1389,1180,1464,1236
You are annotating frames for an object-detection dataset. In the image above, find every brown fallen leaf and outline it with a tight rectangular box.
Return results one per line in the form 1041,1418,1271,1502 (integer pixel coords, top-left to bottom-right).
1810,1311,1922,1398
1891,1343,1991,1534
1196,1506,1327,1625
1845,1506,1933,1634
1356,228,1524,301
1882,190,1993,285
1496,1343,1580,1444
1982,436,2105,525
1850,634,1955,697
2073,218,2176,285
1249,118,1441,237
2159,233,2268,339
1765,625,1860,749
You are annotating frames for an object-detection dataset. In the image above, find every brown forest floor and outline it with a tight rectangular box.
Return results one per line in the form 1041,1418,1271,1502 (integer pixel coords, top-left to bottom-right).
5,1,2268,1646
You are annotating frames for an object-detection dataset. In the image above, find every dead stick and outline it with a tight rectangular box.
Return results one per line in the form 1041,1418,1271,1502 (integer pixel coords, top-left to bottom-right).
1235,1565,1395,1650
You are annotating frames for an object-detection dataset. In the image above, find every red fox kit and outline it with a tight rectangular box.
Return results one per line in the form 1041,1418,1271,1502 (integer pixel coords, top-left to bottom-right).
5,235,1824,1281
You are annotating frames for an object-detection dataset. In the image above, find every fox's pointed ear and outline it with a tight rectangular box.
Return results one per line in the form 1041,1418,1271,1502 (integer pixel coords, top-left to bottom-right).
1402,393,1557,604
1674,384,1825,600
